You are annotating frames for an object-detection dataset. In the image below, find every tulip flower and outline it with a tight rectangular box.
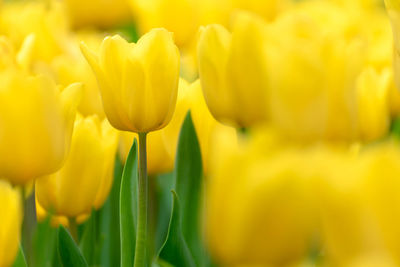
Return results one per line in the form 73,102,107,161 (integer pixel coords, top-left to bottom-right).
36,115,118,219
317,140,400,265
0,70,81,185
0,179,23,267
206,128,317,266
81,29,180,133
197,12,269,128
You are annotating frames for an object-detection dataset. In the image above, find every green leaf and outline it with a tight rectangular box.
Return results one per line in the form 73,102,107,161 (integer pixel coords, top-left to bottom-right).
173,111,205,265
154,173,174,252
120,139,138,267
99,155,124,267
12,244,27,267
57,225,88,267
158,191,195,267
33,216,57,267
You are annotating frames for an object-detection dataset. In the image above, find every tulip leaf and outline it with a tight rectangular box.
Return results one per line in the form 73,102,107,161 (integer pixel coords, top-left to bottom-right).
12,244,27,267
154,172,174,252
157,190,196,267
99,155,123,267
120,139,138,267
57,225,88,267
173,111,206,266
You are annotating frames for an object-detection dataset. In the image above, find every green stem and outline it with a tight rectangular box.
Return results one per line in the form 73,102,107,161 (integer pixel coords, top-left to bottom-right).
134,132,148,267
68,217,78,243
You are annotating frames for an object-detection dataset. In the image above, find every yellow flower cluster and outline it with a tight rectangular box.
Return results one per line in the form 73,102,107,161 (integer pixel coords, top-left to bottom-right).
0,0,400,266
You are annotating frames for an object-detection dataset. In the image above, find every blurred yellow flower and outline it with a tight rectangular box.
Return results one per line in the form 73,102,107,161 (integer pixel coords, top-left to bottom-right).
0,1,69,62
36,115,119,218
52,31,105,118
197,12,269,128
81,29,180,133
63,0,131,28
130,0,288,48
0,180,22,267
207,129,317,266
264,2,393,142
0,71,81,185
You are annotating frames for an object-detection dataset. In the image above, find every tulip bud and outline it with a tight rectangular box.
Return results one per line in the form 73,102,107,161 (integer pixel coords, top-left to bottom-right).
0,71,81,185
0,180,23,266
197,12,269,128
81,28,180,133
36,115,119,218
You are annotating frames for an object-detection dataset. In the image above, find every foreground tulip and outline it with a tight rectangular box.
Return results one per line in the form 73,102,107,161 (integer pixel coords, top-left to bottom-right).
317,140,400,265
36,115,118,219
0,180,23,267
197,12,269,128
81,28,180,133
0,71,81,184
207,129,316,266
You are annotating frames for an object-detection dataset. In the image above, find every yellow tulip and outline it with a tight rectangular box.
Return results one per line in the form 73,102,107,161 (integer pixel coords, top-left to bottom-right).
81,29,180,133
63,0,131,28
197,12,269,128
0,70,81,185
36,115,119,218
0,180,23,267
207,129,316,266
317,140,400,265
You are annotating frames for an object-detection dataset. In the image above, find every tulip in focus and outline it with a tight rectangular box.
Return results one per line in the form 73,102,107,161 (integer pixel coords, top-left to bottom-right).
36,115,119,218
81,28,180,133
0,180,23,267
197,12,269,128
